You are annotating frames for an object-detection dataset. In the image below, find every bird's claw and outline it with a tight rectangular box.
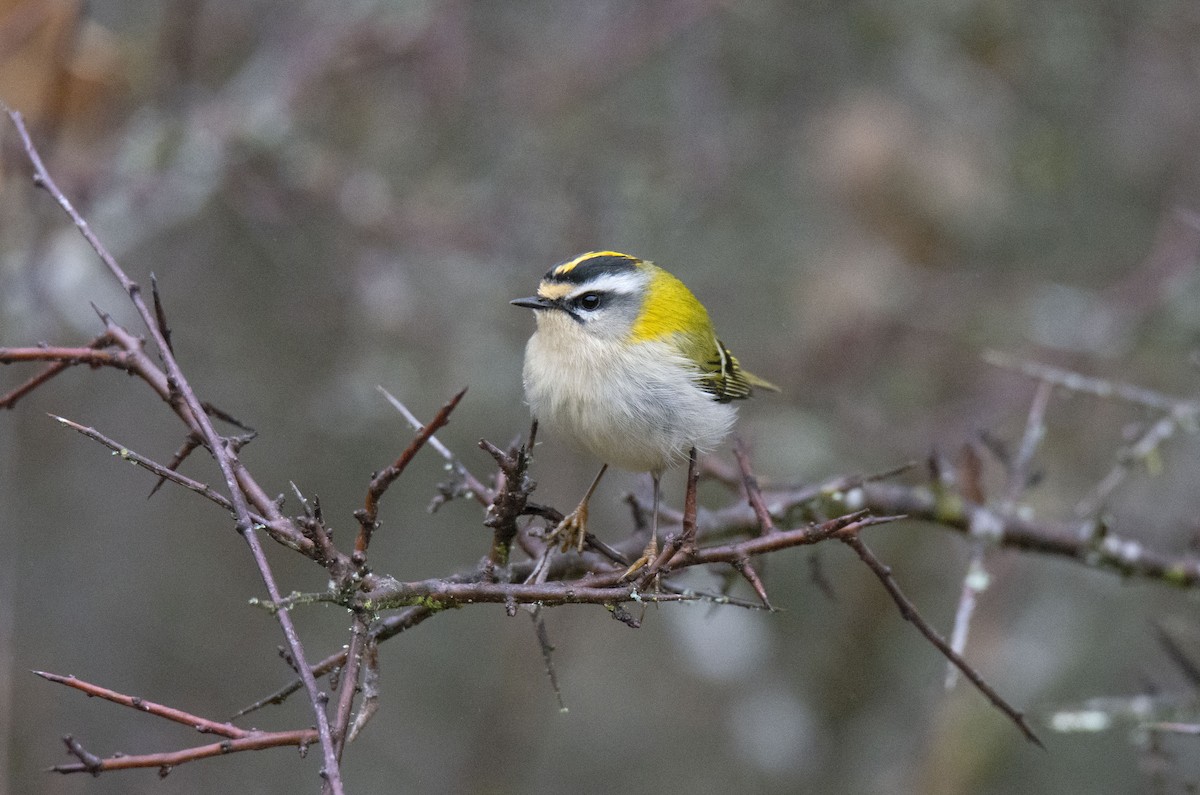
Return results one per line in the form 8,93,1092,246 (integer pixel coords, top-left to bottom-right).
620,534,659,581
546,503,589,552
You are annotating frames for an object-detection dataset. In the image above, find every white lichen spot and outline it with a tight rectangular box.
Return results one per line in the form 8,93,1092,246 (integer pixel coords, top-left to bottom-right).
1050,709,1111,733
965,565,991,591
1101,535,1142,563
968,508,1004,542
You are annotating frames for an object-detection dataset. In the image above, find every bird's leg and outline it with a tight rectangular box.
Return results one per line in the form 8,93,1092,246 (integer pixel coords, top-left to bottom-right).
621,471,662,580
546,464,608,552
646,472,661,561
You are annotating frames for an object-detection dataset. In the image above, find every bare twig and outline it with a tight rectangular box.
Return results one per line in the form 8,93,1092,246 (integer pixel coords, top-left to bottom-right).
234,606,435,720
984,350,1200,416
150,273,174,354
378,386,491,505
1154,622,1200,688
836,531,1042,747
346,639,381,743
949,379,1052,688
331,614,370,759
532,613,567,712
354,388,467,561
480,422,538,569
1075,414,1181,519
857,481,1200,588
148,433,204,498
36,672,318,775
0,336,131,408
358,512,900,611
733,437,776,534
1004,380,1054,506
47,415,304,551
8,108,346,793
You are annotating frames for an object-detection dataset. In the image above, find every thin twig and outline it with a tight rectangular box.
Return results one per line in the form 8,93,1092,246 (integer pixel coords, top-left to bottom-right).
1004,380,1054,507
47,415,303,550
355,389,467,560
148,433,204,498
1074,415,1180,519
150,273,174,354
8,108,346,794
346,639,381,743
984,350,1200,416
857,481,1200,588
480,423,538,568
359,513,899,610
733,437,776,534
36,671,318,775
1154,622,1200,688
378,386,491,505
331,614,369,759
949,379,1052,688
837,531,1042,747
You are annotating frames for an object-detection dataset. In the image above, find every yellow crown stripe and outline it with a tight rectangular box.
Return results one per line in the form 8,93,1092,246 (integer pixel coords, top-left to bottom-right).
553,250,636,276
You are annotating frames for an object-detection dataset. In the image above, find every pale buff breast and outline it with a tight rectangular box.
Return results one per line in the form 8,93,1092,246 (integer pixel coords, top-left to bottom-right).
522,320,736,474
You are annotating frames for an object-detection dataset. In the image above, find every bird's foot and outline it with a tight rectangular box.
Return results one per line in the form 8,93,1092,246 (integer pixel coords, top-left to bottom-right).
545,502,589,553
620,534,659,581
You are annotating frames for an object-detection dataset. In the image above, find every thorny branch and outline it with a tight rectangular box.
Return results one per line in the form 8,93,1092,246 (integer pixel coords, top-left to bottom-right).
6,107,347,795
12,107,1200,786
36,672,317,776
836,532,1043,747
354,388,468,562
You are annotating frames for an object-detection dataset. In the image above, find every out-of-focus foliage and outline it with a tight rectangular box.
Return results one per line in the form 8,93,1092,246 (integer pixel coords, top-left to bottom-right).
4,1,1200,793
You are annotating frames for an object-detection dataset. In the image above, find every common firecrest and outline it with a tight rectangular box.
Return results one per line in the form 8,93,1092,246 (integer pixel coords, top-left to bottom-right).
512,251,776,563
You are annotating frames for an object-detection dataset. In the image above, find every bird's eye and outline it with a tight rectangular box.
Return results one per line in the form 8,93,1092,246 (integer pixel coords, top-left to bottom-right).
577,292,603,310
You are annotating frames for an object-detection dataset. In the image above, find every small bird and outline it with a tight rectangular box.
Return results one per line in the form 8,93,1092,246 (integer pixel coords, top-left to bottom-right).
512,251,776,567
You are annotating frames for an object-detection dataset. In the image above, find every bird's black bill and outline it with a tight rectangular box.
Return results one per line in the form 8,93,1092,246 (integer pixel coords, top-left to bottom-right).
511,296,556,310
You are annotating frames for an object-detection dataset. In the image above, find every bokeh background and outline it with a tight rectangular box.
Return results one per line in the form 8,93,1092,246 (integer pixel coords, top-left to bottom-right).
5,1,1200,792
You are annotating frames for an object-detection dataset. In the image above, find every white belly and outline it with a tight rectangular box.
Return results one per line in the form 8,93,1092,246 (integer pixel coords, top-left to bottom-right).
522,331,736,474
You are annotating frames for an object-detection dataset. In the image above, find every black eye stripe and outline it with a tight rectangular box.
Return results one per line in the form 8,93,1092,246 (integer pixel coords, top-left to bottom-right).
545,254,641,284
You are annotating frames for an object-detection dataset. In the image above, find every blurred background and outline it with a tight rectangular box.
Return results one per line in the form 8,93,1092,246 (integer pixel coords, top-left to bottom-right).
5,0,1200,792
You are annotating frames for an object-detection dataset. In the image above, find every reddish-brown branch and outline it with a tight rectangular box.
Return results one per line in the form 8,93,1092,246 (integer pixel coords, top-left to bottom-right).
732,558,773,610
835,531,1043,747
35,671,247,737
379,386,493,506
331,614,369,760
49,415,309,552
733,437,776,534
480,422,538,569
857,481,1200,586
51,730,320,775
0,337,134,408
680,446,700,548
0,359,72,408
35,671,319,775
358,512,896,610
8,108,346,794
354,388,467,560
